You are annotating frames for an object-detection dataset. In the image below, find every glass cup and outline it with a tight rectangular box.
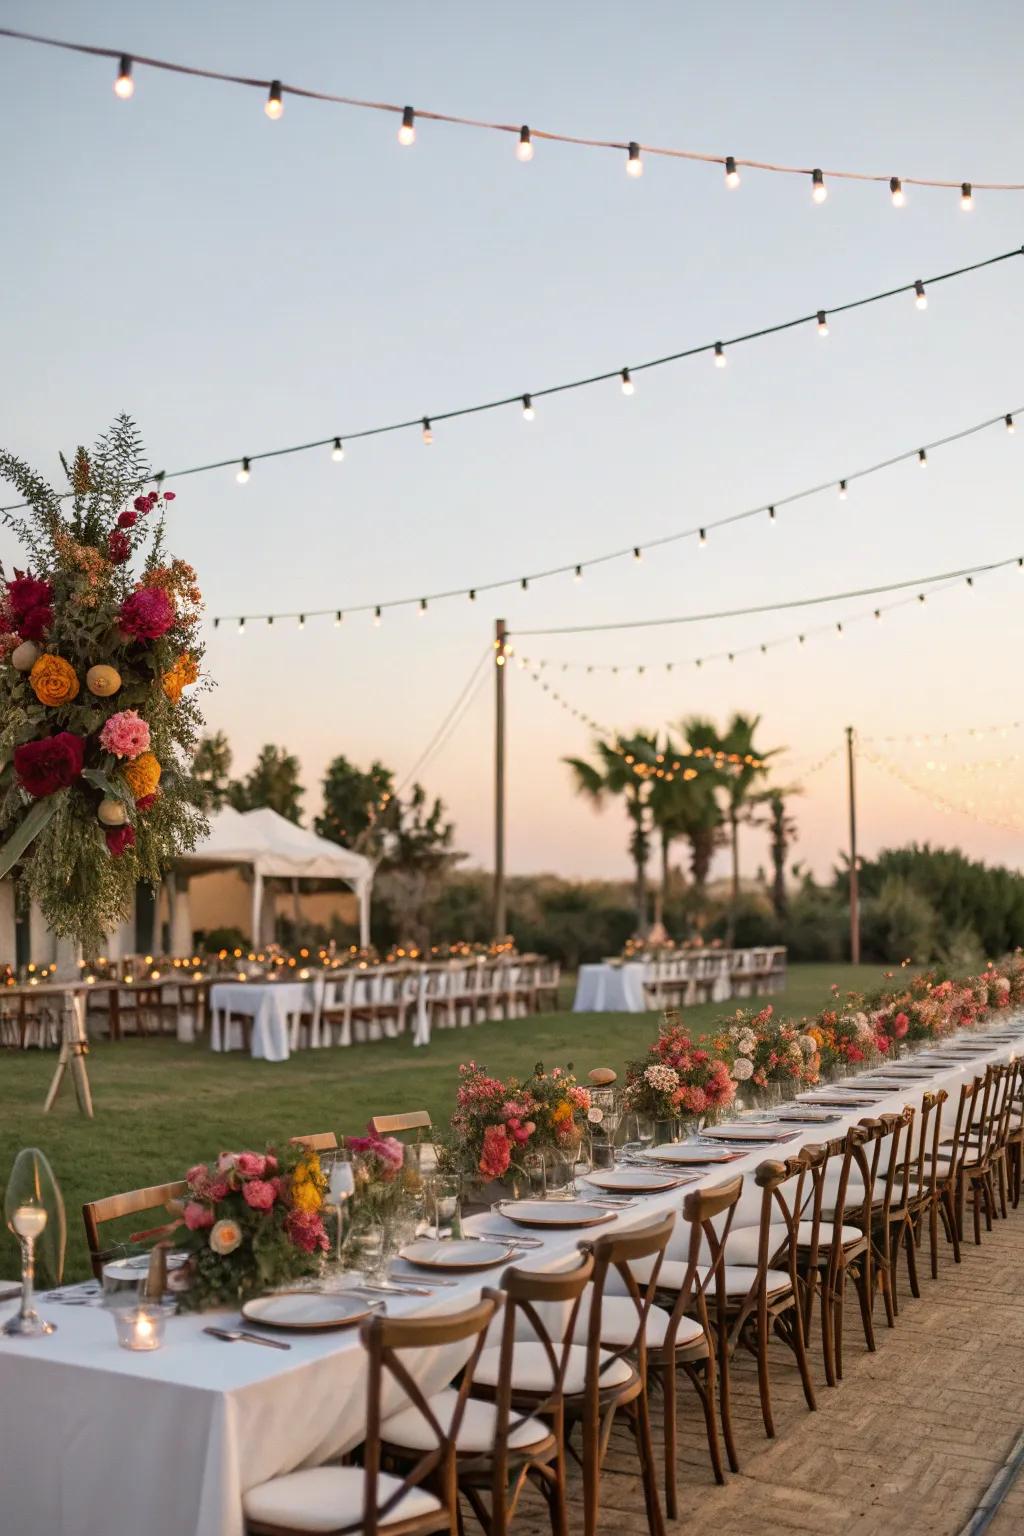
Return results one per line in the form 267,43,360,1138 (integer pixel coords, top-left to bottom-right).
111,1303,168,1351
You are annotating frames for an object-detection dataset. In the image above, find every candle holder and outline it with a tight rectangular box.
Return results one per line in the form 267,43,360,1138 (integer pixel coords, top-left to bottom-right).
3,1147,65,1338
111,1303,168,1352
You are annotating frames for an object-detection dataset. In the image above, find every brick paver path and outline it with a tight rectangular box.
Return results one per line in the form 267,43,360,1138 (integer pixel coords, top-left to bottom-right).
514,1211,1024,1535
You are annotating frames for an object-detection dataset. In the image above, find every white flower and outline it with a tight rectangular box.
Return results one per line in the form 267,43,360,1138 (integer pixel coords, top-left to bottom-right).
587,1106,604,1124
995,977,1010,993
737,1032,757,1055
209,1219,243,1256
731,1057,754,1081
799,1034,818,1057
644,1064,680,1092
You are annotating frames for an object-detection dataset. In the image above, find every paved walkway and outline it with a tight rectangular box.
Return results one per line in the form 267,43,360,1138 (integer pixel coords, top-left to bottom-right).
516,1209,1024,1535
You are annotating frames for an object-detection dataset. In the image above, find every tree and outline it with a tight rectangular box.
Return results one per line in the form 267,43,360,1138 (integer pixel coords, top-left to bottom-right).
229,744,304,824
565,734,658,934
377,783,464,946
754,787,801,918
192,731,233,811
655,719,728,898
686,712,778,946
315,755,396,856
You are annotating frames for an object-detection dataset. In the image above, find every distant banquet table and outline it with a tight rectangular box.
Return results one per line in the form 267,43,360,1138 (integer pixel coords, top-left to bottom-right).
209,979,323,1062
572,947,786,1013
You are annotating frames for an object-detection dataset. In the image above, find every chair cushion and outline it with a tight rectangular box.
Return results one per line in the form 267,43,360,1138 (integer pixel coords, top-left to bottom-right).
727,1222,862,1265
243,1465,442,1533
568,1293,704,1349
627,1255,792,1298
472,1340,635,1394
382,1388,550,1454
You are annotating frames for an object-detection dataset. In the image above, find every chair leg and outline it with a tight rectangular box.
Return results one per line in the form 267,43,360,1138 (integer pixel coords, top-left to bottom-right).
833,1272,846,1380
718,1332,740,1474
789,1300,817,1413
903,1219,921,1299
632,1391,666,1536
929,1196,940,1279
755,1307,775,1439
852,1263,876,1355
820,1276,837,1388
940,1185,961,1263
660,1357,679,1522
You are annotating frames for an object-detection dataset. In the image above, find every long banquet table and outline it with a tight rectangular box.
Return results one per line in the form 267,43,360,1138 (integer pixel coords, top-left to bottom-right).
2,1016,1022,1536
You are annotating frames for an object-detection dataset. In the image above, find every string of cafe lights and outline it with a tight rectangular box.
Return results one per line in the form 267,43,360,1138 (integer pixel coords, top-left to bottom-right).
860,747,1024,834
205,399,1023,632
859,719,1024,745
5,26,1024,205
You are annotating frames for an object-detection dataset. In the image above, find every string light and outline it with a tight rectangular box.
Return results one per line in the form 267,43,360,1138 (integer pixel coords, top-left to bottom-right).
113,53,134,99
918,447,928,467
714,341,726,368
373,606,382,626
699,528,708,546
914,279,928,310
620,367,634,395
398,105,416,145
1006,414,1015,434
468,588,477,601
811,168,828,203
574,565,583,583
238,617,245,634
626,141,643,177
265,80,284,120
418,598,428,616
838,479,848,500
235,457,250,485
890,176,905,207
516,125,533,161
298,613,305,628
817,310,829,337
961,182,974,210
334,611,343,627
521,394,535,420
724,156,740,189
633,547,643,563
421,417,433,445
331,437,345,462
768,505,776,524
520,577,529,590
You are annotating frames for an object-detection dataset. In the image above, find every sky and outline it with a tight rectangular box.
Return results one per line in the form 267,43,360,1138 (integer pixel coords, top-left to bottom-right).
2,0,1024,889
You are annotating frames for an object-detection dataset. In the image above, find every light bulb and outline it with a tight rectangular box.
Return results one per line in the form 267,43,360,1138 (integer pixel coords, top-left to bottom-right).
767,505,776,524
516,125,533,162
265,80,284,120
238,618,245,634
918,448,928,467
633,546,643,563
714,341,726,368
626,141,643,178
520,577,529,590
1006,414,1015,434
836,622,843,635
817,310,829,337
889,175,905,207
914,279,927,310
960,181,973,211
421,417,433,445
874,608,882,621
699,528,708,546
334,611,343,627
373,606,382,626
235,458,251,484
114,55,134,100
573,565,583,582
521,394,535,420
298,613,305,628
398,106,415,146
418,598,427,616
468,588,477,601
724,155,740,189
811,168,827,203
620,367,634,395
838,479,848,500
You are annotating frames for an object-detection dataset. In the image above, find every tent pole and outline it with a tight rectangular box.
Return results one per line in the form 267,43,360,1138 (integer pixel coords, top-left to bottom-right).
359,883,371,948
252,871,263,948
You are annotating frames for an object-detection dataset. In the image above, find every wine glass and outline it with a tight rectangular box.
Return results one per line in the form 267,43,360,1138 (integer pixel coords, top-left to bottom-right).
3,1147,65,1337
326,1152,355,1267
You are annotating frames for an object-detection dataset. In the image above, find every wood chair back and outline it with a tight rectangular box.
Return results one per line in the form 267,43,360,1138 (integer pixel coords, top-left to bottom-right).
82,1180,188,1280
369,1110,432,1137
669,1174,743,1350
289,1132,338,1152
911,1089,947,1203
585,1210,676,1391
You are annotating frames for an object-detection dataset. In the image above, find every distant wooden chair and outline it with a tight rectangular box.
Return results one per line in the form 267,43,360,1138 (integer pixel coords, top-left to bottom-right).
82,1180,188,1280
289,1132,338,1152
369,1111,432,1139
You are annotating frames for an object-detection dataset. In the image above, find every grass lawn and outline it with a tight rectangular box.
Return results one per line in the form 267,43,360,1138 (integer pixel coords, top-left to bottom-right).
0,962,892,1281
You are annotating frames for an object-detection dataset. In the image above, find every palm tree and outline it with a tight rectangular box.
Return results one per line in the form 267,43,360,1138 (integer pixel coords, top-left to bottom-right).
754,787,801,917
648,737,726,922
565,733,658,934
688,712,779,946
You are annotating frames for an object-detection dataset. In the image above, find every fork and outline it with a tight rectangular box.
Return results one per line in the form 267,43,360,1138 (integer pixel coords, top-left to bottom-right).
203,1327,292,1350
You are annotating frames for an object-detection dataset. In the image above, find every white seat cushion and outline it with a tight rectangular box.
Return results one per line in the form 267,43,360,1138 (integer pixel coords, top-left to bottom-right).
472,1340,634,1394
625,1255,791,1298
382,1388,550,1454
728,1222,862,1265
568,1293,704,1349
243,1465,441,1533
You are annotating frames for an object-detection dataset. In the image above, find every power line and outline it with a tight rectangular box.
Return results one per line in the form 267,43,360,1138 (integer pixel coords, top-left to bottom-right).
394,647,491,795
4,26,1024,199
205,401,1022,629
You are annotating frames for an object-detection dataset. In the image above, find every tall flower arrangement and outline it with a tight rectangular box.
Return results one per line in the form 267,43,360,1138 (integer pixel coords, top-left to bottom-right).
448,1061,591,1181
0,417,207,951
713,1005,821,1091
623,1017,736,1121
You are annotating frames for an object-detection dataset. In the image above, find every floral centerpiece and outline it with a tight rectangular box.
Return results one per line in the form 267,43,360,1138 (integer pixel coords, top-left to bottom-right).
0,416,206,952
446,1061,591,1189
177,1146,329,1309
713,1004,820,1098
345,1129,416,1222
623,1013,736,1136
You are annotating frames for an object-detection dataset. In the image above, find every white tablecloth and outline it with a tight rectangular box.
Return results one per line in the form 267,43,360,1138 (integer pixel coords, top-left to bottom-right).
209,981,323,1062
573,961,649,1012
2,1016,1021,1536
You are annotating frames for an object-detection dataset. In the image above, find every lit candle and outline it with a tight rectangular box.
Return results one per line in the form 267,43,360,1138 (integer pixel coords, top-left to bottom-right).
113,1303,166,1352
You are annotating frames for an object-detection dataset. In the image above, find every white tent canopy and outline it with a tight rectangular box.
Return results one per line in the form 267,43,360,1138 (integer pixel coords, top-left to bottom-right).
178,805,374,946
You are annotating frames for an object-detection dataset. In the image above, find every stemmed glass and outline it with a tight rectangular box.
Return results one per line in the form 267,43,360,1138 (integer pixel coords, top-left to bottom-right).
321,1150,355,1269
3,1147,65,1337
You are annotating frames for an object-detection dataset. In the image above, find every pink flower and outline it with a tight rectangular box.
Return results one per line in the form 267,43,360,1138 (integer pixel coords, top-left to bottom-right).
892,1013,910,1039
163,491,176,501
479,1124,511,1179
105,825,136,858
242,1178,277,1210
7,572,52,622
186,1163,209,1187
217,1152,238,1172
119,586,175,641
135,792,157,812
99,709,151,760
117,510,137,528
285,1209,329,1254
236,1152,267,1178
107,530,131,565
133,496,151,513
207,1177,229,1201
183,1201,214,1231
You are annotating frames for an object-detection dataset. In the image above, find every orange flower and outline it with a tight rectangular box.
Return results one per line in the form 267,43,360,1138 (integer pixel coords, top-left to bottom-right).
161,652,199,704
122,752,161,800
29,654,80,707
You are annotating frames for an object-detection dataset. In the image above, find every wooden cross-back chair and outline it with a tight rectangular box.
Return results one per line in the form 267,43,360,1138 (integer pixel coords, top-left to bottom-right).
244,1294,502,1536
1005,1062,1024,1209
387,1249,595,1536
860,1108,917,1327
945,1066,1004,1245
906,1089,948,1280
812,1124,878,1385
369,1111,432,1138
82,1180,188,1280
289,1132,338,1152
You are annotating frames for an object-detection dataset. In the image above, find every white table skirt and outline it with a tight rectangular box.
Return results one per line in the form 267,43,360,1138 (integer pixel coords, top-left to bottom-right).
2,1016,1021,1536
573,961,649,1012
209,981,322,1062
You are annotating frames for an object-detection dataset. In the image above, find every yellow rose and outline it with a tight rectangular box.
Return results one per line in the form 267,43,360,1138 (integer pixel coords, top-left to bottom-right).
122,752,161,800
29,654,80,707
161,652,199,704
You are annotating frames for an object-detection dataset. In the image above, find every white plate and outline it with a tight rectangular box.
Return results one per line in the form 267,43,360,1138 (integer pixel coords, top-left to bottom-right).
584,1167,689,1192
103,1251,188,1283
700,1123,795,1142
495,1201,616,1229
241,1291,373,1331
397,1239,512,1271
641,1143,739,1164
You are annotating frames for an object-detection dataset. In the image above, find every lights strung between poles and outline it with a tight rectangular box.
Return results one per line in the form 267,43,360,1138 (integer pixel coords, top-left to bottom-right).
4,26,1023,203
203,404,1022,630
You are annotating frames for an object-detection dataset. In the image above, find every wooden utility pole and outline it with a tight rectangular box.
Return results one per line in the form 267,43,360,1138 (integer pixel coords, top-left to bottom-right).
846,725,860,963
493,619,507,937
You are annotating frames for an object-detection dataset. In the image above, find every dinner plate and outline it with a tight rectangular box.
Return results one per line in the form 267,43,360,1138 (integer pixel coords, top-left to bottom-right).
584,1167,690,1193
494,1201,617,1229
241,1291,374,1331
700,1123,797,1142
640,1143,740,1164
103,1251,188,1283
776,1108,842,1124
397,1239,513,1271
